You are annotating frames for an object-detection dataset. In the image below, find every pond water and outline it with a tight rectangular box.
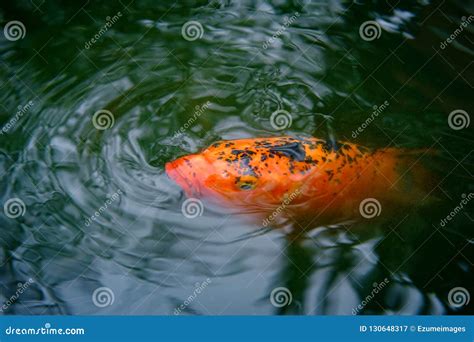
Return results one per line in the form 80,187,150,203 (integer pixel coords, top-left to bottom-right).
0,0,472,315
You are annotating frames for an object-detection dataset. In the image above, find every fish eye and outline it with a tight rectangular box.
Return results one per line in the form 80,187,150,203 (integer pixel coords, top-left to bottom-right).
238,182,255,190
236,177,257,191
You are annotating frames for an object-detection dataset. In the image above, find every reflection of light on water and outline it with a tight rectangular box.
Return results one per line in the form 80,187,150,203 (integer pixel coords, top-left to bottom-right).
377,9,415,38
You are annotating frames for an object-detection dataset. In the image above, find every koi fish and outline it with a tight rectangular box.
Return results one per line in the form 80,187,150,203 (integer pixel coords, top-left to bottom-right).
165,136,432,226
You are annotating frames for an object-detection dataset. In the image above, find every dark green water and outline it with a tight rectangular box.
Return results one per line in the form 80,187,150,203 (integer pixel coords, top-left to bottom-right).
0,0,473,315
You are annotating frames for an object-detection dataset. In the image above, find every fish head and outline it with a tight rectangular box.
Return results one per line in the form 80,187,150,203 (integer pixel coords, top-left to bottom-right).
165,154,209,197
165,152,273,207
165,138,315,210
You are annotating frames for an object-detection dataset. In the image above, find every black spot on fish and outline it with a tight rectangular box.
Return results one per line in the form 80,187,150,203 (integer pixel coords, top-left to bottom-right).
323,140,339,152
268,142,306,162
325,170,334,181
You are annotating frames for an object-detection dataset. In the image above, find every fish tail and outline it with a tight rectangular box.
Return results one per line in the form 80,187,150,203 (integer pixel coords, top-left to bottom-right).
382,147,440,158
382,147,439,158
382,147,439,203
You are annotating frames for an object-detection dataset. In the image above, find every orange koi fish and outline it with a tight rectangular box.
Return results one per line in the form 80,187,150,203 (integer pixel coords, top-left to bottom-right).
165,136,431,225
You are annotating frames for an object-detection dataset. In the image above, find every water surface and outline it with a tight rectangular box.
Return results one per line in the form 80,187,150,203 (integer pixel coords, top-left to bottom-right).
0,0,473,315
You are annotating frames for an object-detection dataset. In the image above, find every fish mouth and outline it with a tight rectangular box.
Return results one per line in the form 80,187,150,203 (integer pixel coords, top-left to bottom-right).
165,160,196,196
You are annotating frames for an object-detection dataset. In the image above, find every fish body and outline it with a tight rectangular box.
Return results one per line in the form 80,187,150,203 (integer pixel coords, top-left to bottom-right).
165,136,430,225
